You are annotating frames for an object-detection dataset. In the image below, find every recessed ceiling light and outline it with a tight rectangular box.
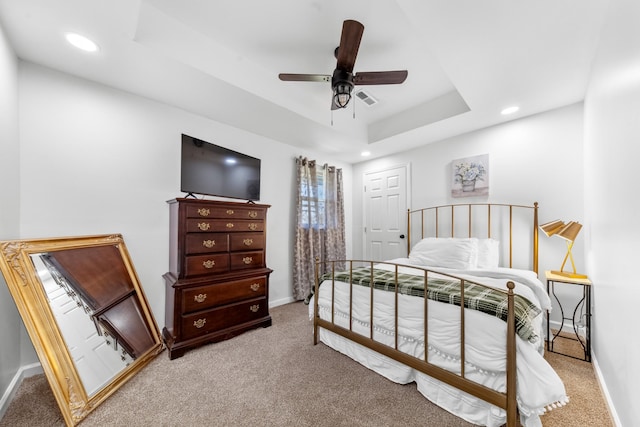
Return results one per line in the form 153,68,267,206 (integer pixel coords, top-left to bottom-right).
361,151,371,157
225,158,237,165
501,106,519,115
65,33,99,52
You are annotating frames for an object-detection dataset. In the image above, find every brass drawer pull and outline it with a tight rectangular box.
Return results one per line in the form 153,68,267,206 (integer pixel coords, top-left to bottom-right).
248,223,258,231
194,293,207,303
197,222,211,231
248,211,258,218
226,209,234,215
193,318,206,328
202,260,216,269
250,283,260,292
226,223,234,229
250,304,259,313
198,208,210,217
242,257,253,265
202,239,216,248
243,238,253,246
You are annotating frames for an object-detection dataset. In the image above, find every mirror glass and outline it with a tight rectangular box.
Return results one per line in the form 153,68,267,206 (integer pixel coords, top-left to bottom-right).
0,235,163,426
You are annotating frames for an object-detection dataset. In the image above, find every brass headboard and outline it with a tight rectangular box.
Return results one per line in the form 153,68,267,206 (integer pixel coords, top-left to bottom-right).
407,202,539,273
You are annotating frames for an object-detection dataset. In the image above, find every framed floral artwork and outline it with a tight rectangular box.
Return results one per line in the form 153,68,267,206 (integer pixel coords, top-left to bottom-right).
451,154,489,197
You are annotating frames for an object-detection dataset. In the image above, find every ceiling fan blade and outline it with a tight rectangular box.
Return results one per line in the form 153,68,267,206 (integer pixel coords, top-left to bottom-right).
278,73,331,82
336,20,364,72
353,70,408,85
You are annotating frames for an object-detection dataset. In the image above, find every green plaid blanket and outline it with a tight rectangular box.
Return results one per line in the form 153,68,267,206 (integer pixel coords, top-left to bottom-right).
321,267,541,343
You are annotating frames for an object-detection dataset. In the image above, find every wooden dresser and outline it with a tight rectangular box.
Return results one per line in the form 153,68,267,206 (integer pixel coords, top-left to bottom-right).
163,198,272,359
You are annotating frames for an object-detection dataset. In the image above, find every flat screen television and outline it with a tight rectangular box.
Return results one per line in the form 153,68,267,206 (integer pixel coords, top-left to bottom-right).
180,134,261,201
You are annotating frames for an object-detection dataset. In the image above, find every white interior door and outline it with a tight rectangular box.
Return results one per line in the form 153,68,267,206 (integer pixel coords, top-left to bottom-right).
364,165,408,261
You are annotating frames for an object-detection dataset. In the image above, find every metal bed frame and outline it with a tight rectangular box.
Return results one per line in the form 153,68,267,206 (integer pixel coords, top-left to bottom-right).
313,202,539,427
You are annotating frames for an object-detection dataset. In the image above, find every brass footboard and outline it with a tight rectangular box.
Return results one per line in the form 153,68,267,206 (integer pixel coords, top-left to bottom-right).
313,259,518,427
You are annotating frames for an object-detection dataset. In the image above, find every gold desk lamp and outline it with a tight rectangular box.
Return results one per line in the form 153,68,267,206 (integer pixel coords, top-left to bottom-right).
540,220,588,279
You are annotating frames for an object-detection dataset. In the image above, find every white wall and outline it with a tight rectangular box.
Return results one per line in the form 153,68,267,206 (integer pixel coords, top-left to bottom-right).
0,18,22,404
352,103,585,286
584,0,640,424
18,61,352,327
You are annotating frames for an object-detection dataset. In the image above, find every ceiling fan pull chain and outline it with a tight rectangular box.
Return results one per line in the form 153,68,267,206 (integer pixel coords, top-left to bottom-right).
331,109,334,126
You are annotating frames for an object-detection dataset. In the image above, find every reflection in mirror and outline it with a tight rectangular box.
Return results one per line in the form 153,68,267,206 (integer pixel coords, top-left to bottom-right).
0,235,163,426
32,246,156,396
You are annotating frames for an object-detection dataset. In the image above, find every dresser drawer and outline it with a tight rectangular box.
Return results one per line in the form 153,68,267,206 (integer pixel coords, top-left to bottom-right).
230,251,264,270
184,254,229,277
180,297,269,340
186,219,264,233
185,205,219,219
185,205,265,220
181,276,267,314
229,233,265,251
185,233,229,254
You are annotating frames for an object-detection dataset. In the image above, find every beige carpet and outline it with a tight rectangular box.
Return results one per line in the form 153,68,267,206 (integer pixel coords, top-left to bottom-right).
0,302,613,426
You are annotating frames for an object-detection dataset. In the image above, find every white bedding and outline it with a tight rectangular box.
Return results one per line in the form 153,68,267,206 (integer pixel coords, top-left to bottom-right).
309,259,568,427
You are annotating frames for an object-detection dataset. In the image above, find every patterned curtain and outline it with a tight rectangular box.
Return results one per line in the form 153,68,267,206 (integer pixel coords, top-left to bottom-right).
293,157,346,300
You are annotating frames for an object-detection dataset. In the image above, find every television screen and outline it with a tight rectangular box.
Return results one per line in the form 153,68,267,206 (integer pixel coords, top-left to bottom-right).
180,134,261,201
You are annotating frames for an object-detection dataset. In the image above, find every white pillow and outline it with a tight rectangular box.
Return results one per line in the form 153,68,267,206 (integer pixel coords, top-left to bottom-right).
476,238,500,269
409,237,478,269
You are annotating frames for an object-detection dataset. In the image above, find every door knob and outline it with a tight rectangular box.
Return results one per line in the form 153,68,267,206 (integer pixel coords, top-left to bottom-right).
399,234,405,239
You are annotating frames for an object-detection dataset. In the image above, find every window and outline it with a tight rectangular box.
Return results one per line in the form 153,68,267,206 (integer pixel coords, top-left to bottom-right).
299,168,326,229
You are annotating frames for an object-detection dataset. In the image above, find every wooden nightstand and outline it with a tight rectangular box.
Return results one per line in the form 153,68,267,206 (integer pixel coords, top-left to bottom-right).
545,271,592,362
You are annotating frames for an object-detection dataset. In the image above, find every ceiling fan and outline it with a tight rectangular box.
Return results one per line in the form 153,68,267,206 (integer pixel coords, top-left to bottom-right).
278,19,408,110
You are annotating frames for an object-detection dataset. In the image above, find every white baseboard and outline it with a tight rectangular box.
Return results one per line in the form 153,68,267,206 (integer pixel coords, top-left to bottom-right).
591,351,622,427
548,322,621,425
548,319,587,338
0,362,43,420
269,296,296,308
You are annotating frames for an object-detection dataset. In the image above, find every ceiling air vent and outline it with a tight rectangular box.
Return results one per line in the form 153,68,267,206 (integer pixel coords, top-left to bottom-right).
355,90,378,106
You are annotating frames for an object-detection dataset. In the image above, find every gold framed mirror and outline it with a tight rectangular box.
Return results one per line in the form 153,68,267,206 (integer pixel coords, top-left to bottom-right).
0,234,163,426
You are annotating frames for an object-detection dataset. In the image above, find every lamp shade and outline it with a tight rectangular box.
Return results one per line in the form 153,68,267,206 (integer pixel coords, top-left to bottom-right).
539,220,565,237
540,218,587,279
556,221,582,242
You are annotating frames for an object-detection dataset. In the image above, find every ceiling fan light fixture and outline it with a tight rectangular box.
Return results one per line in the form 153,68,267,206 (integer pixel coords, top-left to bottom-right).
331,68,354,109
333,82,353,108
